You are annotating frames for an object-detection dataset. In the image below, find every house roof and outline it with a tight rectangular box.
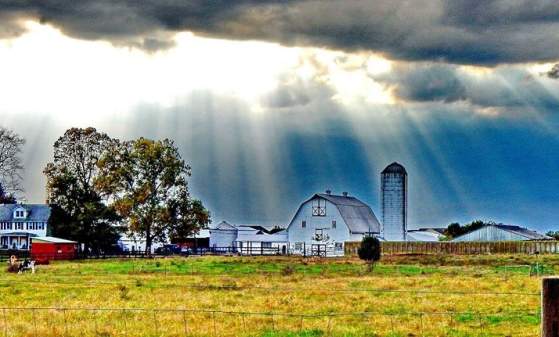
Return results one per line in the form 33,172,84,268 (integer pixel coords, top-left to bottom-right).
31,236,76,244
310,193,381,234
0,204,51,222
1,232,39,237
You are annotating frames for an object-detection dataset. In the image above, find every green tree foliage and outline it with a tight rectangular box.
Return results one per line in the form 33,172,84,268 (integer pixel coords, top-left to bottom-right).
0,126,25,195
44,128,122,252
96,138,210,254
546,231,559,240
358,236,381,272
444,220,496,239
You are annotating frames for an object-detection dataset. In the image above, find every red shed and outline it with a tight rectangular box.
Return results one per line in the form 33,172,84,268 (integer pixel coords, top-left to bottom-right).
31,237,77,261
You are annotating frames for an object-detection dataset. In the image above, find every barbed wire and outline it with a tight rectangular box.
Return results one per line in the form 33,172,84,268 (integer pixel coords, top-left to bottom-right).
0,306,540,337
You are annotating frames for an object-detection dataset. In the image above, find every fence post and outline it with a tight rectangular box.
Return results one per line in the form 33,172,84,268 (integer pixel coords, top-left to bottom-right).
542,277,559,337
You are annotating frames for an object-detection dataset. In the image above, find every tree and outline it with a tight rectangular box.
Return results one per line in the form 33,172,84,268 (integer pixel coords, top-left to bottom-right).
0,126,25,195
96,137,210,254
0,184,16,204
358,236,381,272
445,222,462,238
444,220,495,239
546,231,559,240
44,127,122,252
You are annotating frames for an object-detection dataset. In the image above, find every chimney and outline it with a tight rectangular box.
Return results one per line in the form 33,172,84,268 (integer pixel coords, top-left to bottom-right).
325,189,332,195
342,192,348,197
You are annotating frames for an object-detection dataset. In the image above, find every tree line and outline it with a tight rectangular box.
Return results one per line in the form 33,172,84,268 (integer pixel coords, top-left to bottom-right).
0,126,210,254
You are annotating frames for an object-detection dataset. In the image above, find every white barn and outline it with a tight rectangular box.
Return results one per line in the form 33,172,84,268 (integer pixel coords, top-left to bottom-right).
286,191,381,256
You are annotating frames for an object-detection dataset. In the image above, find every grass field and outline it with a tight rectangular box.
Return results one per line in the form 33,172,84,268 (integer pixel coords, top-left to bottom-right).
0,254,552,337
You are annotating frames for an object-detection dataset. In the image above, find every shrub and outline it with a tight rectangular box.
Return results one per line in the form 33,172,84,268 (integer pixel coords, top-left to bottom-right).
358,236,381,272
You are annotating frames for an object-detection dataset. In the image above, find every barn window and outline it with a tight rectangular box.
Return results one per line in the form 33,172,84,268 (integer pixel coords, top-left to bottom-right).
332,220,336,228
302,221,306,228
312,199,326,216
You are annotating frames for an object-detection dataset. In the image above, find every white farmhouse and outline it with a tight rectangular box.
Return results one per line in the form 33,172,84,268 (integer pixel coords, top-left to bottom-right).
286,191,381,256
0,204,50,250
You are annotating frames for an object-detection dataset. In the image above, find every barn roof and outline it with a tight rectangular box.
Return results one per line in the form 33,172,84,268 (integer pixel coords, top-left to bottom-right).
0,204,51,222
210,221,237,231
311,193,381,234
492,224,551,240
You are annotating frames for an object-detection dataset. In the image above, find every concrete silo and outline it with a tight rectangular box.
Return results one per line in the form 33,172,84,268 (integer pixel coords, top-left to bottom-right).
381,162,407,241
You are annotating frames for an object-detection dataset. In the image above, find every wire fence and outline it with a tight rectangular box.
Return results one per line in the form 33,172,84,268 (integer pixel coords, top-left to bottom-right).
0,277,543,297
0,306,541,337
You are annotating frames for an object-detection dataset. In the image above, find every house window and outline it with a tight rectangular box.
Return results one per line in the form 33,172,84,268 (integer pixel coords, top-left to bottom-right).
15,223,23,230
302,221,306,228
262,242,272,248
295,243,303,251
335,242,343,251
332,220,336,229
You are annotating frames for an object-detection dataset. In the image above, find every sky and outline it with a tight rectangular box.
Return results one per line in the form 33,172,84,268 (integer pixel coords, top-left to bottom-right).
1,1,559,231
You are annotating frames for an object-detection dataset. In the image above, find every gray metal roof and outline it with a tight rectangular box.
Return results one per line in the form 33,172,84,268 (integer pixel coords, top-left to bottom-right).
315,193,381,234
0,204,51,222
493,224,551,240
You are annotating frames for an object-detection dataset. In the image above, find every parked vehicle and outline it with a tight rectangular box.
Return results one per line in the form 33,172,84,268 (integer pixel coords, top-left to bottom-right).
155,244,181,255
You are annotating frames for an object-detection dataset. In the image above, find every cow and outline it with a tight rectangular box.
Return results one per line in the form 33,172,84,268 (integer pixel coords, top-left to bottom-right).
17,258,35,274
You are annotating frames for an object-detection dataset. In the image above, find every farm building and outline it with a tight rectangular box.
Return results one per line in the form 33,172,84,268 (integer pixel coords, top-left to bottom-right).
30,236,77,260
452,224,550,242
381,162,408,241
175,228,210,249
118,234,164,253
209,221,288,255
406,228,445,242
286,191,381,256
0,204,50,250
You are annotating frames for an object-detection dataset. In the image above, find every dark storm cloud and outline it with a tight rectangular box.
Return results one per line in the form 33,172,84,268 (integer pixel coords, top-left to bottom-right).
261,74,335,109
381,64,559,113
2,0,559,64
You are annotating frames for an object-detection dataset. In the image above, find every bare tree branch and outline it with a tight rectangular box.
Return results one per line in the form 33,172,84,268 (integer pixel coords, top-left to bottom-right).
0,126,25,194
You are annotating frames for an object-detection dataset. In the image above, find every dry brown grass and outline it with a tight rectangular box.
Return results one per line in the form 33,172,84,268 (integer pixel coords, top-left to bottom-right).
0,255,547,336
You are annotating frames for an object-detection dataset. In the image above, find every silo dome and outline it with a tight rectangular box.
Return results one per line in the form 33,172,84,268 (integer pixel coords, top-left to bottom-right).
381,162,407,175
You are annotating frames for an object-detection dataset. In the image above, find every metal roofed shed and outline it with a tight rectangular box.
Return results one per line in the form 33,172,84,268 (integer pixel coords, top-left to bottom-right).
452,224,551,242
